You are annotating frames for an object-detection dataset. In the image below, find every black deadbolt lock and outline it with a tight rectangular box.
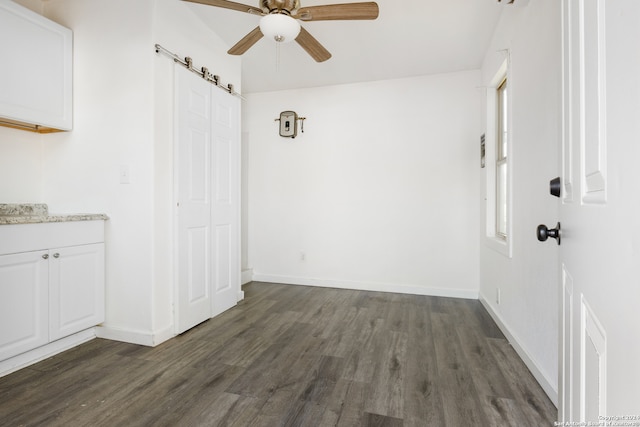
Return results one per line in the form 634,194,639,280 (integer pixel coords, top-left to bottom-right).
550,177,561,198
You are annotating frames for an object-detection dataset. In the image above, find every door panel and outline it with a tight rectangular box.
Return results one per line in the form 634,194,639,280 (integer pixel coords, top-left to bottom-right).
214,224,231,293
215,137,231,203
176,66,212,334
559,0,640,420
49,243,105,341
211,89,240,317
175,66,240,332
187,227,209,302
560,265,573,421
0,251,48,360
561,0,576,203
581,298,606,420
581,0,606,203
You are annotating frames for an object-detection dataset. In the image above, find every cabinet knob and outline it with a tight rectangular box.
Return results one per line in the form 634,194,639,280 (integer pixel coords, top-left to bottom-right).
53,253,60,258
42,254,49,260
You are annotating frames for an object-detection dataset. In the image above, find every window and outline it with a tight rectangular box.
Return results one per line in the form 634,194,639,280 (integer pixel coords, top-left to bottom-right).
484,59,511,257
496,78,508,239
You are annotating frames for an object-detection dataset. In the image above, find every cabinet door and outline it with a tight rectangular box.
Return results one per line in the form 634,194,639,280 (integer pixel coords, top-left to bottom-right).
0,1,72,131
0,251,49,361
49,244,105,341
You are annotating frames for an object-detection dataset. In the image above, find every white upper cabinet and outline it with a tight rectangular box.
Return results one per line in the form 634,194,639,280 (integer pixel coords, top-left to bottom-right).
0,0,72,132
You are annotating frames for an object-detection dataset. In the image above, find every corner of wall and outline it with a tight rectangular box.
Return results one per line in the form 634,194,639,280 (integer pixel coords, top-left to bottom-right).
479,293,558,406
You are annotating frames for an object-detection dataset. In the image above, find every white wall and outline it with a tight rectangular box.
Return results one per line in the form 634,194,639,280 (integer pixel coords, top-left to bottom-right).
0,126,43,201
245,71,481,298
0,0,240,346
479,0,560,403
42,0,157,342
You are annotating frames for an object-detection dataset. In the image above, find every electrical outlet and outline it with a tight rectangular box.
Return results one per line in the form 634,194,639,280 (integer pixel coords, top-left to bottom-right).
299,251,306,261
496,288,501,305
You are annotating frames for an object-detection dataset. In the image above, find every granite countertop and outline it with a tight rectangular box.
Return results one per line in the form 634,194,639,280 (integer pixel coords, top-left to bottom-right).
0,203,109,225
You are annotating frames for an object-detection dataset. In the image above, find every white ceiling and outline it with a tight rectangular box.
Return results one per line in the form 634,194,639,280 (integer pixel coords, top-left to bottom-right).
184,0,505,94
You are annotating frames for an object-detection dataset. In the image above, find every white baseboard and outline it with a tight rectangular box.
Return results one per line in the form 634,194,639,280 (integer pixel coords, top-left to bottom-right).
479,294,558,406
241,268,253,285
95,324,174,347
0,329,96,378
252,273,479,300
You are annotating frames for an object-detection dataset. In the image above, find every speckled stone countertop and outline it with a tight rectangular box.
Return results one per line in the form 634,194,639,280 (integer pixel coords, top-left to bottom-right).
0,203,109,225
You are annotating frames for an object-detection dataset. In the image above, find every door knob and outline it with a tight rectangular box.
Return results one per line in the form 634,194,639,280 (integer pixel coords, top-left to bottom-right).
537,222,561,245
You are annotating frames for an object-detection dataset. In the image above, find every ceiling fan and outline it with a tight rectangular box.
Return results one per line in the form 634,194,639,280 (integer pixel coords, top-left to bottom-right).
182,0,379,62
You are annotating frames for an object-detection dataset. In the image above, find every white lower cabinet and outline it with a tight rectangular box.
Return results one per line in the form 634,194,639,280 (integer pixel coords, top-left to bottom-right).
49,243,105,341
0,251,49,361
0,221,105,363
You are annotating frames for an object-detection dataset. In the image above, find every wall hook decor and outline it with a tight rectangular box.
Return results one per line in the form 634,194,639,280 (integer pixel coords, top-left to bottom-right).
275,111,306,139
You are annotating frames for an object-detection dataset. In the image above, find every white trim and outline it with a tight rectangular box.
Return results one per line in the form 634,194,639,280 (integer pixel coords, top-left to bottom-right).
479,294,558,406
95,325,174,347
484,58,513,259
0,329,95,378
241,268,253,285
252,273,479,300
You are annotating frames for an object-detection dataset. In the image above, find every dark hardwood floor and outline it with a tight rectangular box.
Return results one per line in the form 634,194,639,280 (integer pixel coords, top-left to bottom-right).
0,282,557,426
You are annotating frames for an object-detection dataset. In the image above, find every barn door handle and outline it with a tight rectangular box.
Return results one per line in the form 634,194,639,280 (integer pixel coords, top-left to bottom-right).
537,222,561,245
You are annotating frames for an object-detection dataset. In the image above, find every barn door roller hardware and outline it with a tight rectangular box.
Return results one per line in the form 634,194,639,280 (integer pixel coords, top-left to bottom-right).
154,44,244,99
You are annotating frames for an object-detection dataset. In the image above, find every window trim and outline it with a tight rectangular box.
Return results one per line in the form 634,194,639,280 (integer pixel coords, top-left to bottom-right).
484,59,512,258
495,77,508,241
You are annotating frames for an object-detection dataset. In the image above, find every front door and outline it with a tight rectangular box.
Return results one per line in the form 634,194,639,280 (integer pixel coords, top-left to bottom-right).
556,0,640,420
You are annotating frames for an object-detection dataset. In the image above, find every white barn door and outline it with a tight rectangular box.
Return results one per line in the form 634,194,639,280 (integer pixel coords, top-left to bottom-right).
210,87,241,318
557,0,640,421
175,65,240,334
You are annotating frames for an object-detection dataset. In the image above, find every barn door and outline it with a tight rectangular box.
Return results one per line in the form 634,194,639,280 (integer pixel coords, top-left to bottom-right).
210,84,240,317
175,65,213,334
175,65,240,334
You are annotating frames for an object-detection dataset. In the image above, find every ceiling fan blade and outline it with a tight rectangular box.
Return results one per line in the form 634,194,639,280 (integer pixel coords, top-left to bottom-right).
181,0,263,15
293,2,379,21
228,27,264,55
295,27,332,62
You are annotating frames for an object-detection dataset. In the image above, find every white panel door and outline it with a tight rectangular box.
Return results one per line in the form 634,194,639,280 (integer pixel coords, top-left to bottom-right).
0,251,48,360
210,88,240,317
175,65,213,334
558,0,640,421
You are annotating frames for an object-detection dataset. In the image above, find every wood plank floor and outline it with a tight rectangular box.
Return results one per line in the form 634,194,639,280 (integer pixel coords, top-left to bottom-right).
0,282,557,426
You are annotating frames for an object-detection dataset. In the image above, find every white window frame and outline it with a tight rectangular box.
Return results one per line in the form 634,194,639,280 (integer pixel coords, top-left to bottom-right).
485,59,512,257
495,77,508,240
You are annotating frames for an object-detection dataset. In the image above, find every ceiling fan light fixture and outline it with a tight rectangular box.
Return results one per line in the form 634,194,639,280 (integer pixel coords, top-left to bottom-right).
259,13,300,43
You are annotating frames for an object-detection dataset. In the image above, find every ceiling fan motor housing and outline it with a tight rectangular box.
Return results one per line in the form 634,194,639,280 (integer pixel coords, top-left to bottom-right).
261,0,300,15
